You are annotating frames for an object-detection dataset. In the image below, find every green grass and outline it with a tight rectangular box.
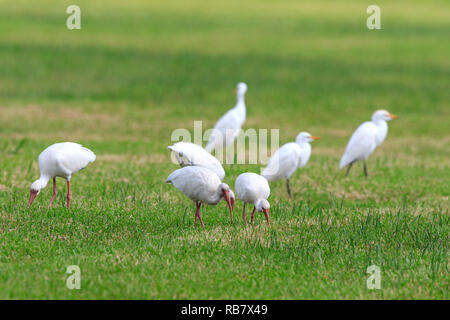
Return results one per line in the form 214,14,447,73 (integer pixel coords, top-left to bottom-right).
0,0,449,299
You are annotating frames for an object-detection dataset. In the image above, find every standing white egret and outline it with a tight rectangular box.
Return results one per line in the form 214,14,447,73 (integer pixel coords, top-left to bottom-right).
235,173,271,226
205,82,247,154
340,110,398,177
28,142,96,208
261,132,320,197
166,166,234,227
168,142,225,180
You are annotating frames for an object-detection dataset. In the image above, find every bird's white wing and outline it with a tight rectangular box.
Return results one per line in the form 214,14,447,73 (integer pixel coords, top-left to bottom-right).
340,122,377,169
261,143,301,181
56,142,96,175
168,142,225,180
166,166,220,202
236,173,270,203
205,108,245,152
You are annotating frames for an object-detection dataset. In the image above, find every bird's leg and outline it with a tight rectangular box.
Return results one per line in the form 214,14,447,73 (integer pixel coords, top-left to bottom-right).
242,202,247,226
345,162,354,176
286,179,292,198
250,206,256,225
197,202,205,228
194,201,200,226
48,177,57,208
66,180,71,208
363,161,368,177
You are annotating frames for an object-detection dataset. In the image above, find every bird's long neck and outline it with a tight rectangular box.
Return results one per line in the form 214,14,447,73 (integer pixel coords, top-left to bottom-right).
296,142,311,166
208,188,223,205
297,141,311,150
235,93,246,109
38,175,51,189
373,119,388,146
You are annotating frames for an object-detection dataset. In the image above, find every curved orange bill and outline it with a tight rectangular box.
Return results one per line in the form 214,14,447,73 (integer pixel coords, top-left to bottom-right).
27,190,38,208
311,136,321,140
232,88,237,94
263,208,270,226
389,114,399,119
223,190,234,224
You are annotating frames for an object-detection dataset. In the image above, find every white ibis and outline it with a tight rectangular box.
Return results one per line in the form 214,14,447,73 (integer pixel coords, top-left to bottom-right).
262,132,319,197
340,110,398,177
205,82,247,153
166,166,234,227
168,142,225,180
235,172,271,226
28,142,96,208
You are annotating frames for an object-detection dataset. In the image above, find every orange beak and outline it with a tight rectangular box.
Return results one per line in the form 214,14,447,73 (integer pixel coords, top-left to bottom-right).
27,190,38,208
223,190,234,224
310,136,321,140
389,113,398,119
263,208,270,226
232,88,237,94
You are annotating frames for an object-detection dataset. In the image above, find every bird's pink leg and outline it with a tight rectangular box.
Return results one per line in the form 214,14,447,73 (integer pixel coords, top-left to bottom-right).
250,207,256,225
197,202,205,228
242,203,247,226
194,201,200,226
66,180,71,208
48,177,57,208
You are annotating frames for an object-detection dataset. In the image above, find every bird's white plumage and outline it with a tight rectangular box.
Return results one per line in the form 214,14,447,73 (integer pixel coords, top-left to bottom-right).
38,142,96,180
168,142,225,180
166,166,225,205
32,142,96,190
235,173,270,206
205,82,247,153
261,132,316,182
28,142,96,207
339,110,394,169
261,143,302,181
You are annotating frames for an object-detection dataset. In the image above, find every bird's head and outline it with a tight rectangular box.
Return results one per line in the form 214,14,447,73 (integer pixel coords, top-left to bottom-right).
256,199,270,215
28,179,44,207
372,109,398,122
296,132,320,144
219,183,234,213
233,82,248,96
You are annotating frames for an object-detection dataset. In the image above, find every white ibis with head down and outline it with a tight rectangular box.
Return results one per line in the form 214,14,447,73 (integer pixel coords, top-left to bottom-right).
235,172,271,226
28,142,96,208
166,166,234,227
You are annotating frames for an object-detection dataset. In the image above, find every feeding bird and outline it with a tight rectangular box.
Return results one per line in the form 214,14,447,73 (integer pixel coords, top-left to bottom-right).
235,172,271,226
340,109,398,177
168,142,225,180
28,142,96,208
261,132,319,197
205,82,247,154
166,166,234,227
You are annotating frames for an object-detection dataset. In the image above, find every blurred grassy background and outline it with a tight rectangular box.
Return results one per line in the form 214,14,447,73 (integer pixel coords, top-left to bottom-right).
0,0,448,299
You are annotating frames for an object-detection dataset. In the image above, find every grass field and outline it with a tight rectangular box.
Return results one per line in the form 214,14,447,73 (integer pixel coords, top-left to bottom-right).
0,0,449,299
